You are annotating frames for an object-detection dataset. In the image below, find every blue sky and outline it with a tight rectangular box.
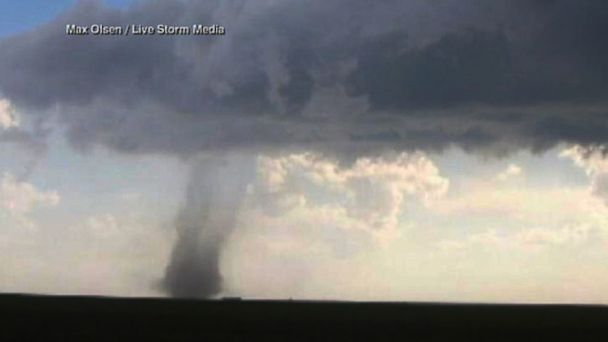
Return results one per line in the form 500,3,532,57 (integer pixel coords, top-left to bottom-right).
0,0,133,37
1,0,608,303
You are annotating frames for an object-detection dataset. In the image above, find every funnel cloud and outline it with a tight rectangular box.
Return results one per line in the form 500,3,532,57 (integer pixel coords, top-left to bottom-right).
163,154,255,298
1,0,608,299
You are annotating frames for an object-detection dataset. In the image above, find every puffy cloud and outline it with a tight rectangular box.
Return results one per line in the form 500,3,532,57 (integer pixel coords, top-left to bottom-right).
223,152,449,296
496,164,522,181
429,150,608,256
222,148,608,301
561,145,608,204
0,98,49,180
2,0,608,302
0,99,19,129
0,172,60,228
250,152,448,235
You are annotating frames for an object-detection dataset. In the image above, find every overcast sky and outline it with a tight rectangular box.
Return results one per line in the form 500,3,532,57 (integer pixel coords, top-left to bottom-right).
1,0,608,303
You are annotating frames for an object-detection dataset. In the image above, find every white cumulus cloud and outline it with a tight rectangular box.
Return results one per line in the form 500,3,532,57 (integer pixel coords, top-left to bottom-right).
496,164,522,181
250,152,449,234
0,173,59,228
0,99,19,129
561,145,608,204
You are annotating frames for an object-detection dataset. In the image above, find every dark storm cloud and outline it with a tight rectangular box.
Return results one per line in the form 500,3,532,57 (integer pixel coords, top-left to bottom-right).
346,29,514,110
1,0,606,155
1,0,607,298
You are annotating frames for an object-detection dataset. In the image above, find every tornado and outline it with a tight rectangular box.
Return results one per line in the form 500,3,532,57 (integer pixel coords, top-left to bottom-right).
1,0,607,299
162,154,255,298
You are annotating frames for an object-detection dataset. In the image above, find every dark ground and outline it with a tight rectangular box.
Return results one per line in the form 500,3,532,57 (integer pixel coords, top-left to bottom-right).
0,294,605,341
